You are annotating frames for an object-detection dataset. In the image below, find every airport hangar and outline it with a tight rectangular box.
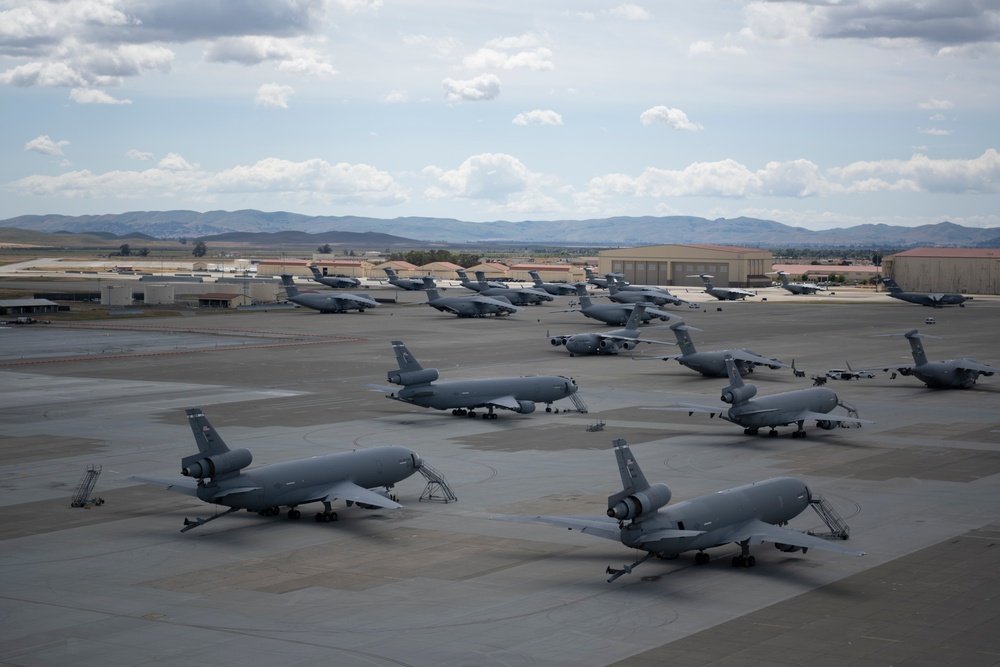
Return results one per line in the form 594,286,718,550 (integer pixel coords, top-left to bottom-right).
882,247,1000,295
597,244,774,289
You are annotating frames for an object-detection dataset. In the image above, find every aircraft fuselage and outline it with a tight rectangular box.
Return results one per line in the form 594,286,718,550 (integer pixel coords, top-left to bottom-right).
622,477,811,555
196,445,421,512
397,376,576,410
728,387,839,428
909,360,990,388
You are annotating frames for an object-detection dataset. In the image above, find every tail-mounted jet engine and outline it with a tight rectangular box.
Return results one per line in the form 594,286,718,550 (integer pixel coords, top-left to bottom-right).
181,448,252,479
721,384,757,404
387,368,439,385
607,482,672,521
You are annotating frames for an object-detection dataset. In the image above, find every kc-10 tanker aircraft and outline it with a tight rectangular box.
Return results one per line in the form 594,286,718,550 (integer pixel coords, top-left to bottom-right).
130,408,423,531
494,439,863,581
375,341,585,418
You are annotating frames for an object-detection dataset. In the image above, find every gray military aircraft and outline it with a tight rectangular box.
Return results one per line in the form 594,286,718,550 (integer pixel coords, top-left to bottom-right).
689,274,756,300
655,321,788,377
548,303,672,356
494,439,863,580
421,278,521,318
528,270,578,296
130,407,423,531
308,265,361,288
584,267,610,288
472,270,554,305
383,267,433,291
663,356,870,437
776,271,825,295
280,275,378,313
880,277,967,308
607,281,686,307
456,268,505,292
554,283,674,326
855,329,996,389
378,340,582,418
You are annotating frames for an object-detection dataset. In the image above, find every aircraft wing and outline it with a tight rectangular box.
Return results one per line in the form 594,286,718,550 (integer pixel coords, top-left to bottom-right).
956,360,998,375
645,403,727,417
600,333,673,346
491,514,622,541
789,410,874,425
321,480,403,509
724,519,865,557
473,295,522,312
337,294,378,307
126,474,199,497
485,395,521,410
852,362,915,374
729,350,789,369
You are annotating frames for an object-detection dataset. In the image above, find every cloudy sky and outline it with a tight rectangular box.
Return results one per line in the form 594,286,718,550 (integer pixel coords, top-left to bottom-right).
3,0,999,230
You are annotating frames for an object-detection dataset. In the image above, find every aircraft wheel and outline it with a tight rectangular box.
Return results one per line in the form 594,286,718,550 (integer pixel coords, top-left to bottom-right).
545,407,552,412
695,552,709,565
768,430,778,438
482,413,489,419
328,512,339,522
747,556,756,567
467,411,476,418
315,512,325,522
288,509,301,520
490,413,498,420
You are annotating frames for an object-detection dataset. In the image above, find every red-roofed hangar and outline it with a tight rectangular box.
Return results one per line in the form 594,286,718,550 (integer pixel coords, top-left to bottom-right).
598,244,774,288
883,248,1000,295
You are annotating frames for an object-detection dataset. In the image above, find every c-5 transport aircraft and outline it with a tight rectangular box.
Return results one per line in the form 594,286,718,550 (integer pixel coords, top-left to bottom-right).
378,340,584,418
130,408,423,531
656,321,788,377
554,283,675,326
528,270,578,296
455,268,505,292
584,267,611,288
548,303,672,356
664,356,870,437
421,278,521,318
880,277,967,308
608,282,686,307
471,270,554,305
280,275,378,313
689,274,756,300
494,439,863,581
383,267,432,291
307,265,361,288
776,271,825,295
855,329,996,389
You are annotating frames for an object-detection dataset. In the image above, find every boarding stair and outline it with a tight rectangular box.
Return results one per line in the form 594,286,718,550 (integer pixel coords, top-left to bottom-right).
70,464,105,508
569,393,589,414
418,462,457,503
808,494,850,540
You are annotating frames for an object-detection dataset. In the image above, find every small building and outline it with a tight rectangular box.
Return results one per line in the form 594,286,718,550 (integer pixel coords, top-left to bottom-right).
0,298,60,316
506,263,584,283
465,262,510,281
599,244,774,288
101,284,133,307
882,247,1000,295
370,260,420,279
197,293,252,308
143,284,175,305
771,264,883,284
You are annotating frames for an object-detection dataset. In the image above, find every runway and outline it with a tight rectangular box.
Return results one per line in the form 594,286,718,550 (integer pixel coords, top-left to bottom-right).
1,282,998,666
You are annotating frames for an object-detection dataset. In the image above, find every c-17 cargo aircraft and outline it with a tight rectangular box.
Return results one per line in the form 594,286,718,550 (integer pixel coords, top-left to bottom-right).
494,439,863,581
689,274,756,300
853,329,996,389
421,277,521,318
880,277,967,308
660,355,870,437
654,321,788,377
473,270,554,305
129,408,424,531
776,271,825,295
376,340,585,418
553,283,675,326
308,265,361,288
608,281,686,307
280,275,378,313
584,267,610,288
548,303,672,356
383,267,433,291
456,268,505,292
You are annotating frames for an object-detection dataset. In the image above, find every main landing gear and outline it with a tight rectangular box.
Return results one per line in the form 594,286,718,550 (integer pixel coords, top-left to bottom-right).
731,539,756,568
314,500,339,522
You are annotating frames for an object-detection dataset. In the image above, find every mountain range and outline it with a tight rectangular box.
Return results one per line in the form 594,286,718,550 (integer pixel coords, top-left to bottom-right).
2,209,998,248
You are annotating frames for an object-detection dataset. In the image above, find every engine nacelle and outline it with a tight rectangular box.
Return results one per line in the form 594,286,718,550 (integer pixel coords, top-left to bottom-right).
721,384,757,404
181,447,252,479
387,368,439,386
550,337,566,346
815,419,838,430
620,340,637,351
774,543,805,553
515,400,536,414
607,482,672,520
598,338,618,350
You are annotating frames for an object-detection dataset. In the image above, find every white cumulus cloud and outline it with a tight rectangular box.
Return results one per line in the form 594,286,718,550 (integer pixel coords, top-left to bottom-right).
639,106,703,131
608,4,652,21
255,83,295,108
69,88,132,104
424,153,536,201
158,153,198,171
443,73,500,102
512,109,563,126
126,149,154,161
24,135,69,156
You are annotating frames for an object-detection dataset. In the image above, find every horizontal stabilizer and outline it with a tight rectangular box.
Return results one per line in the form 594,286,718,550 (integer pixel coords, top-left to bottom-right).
126,475,198,497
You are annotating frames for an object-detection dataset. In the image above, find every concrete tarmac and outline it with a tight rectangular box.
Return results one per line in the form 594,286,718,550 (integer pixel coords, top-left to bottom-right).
1,283,999,666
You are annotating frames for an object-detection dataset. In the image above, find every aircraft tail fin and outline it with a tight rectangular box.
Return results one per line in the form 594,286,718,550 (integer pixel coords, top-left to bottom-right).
474,270,488,284
391,340,423,372
668,321,697,354
904,329,929,365
778,271,790,287
308,265,324,279
880,277,902,293
387,341,439,385
574,282,593,308
528,270,543,286
384,267,397,278
612,438,650,494
622,303,646,332
279,274,300,298
605,439,674,522
180,408,252,481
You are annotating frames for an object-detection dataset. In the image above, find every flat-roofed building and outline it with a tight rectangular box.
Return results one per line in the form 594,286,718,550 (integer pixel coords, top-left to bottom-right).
599,244,773,288
883,247,1000,295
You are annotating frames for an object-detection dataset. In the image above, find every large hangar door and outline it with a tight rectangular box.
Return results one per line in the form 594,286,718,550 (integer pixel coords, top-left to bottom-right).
673,263,732,286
